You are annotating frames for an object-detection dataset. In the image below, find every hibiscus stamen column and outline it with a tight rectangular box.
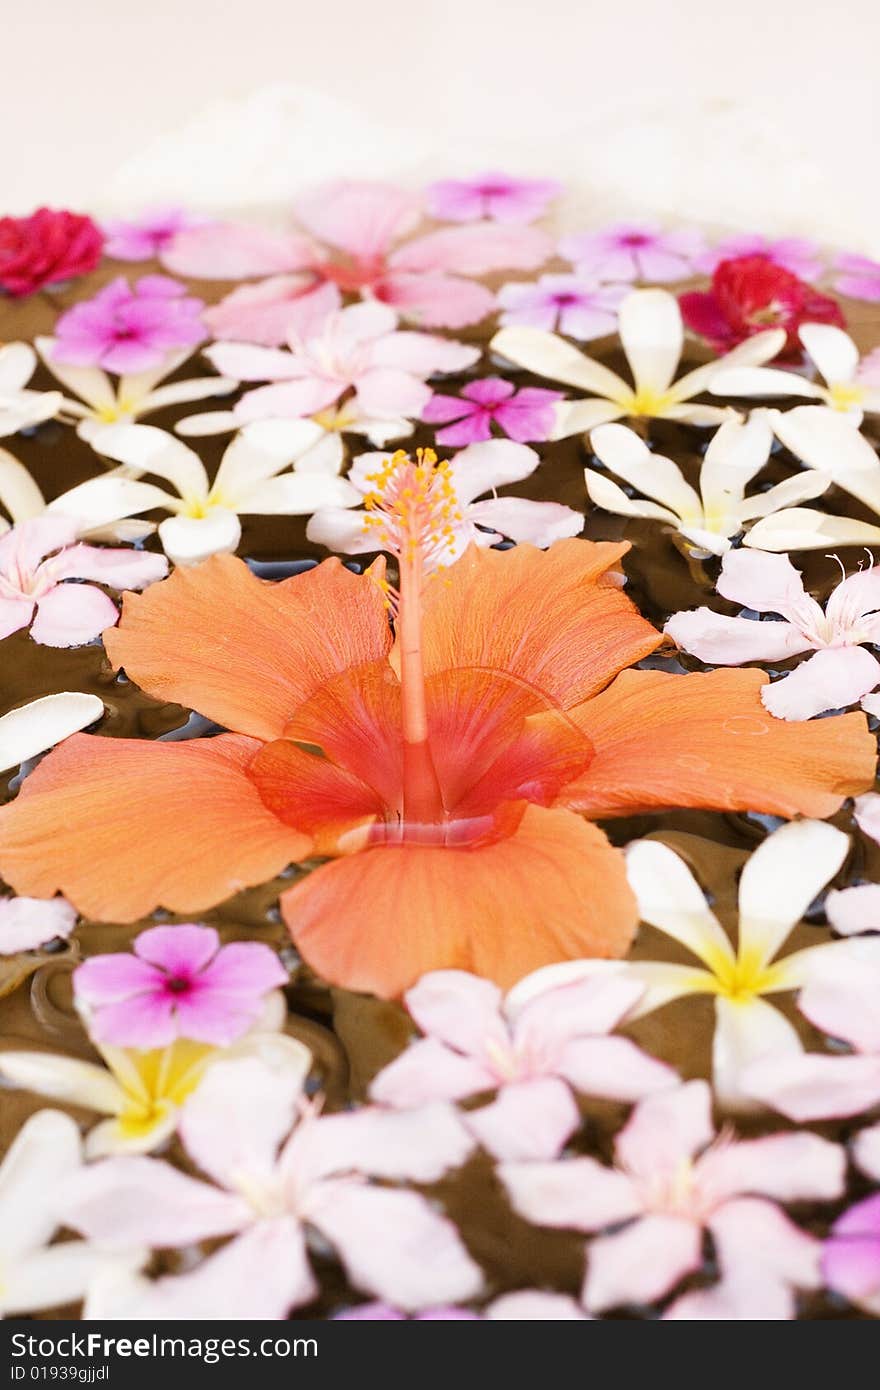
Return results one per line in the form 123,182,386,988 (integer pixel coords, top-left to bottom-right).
363,449,461,829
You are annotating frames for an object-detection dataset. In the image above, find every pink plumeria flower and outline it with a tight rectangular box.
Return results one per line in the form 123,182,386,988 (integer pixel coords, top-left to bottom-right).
0,893,75,955
744,941,880,1121
825,881,880,936
500,1080,843,1315
336,1291,587,1320
823,1193,880,1317
665,548,880,721
697,235,824,282
426,174,561,225
307,441,583,561
0,692,103,774
832,253,880,302
102,207,210,263
711,325,880,426
66,1054,481,1319
559,224,707,284
369,968,675,1161
422,378,562,446
53,276,206,375
73,924,288,1049
164,181,551,342
496,275,627,341
206,295,478,429
0,515,167,647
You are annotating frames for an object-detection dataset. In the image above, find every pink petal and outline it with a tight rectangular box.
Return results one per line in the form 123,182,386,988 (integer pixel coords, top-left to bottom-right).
354,367,430,419
294,181,421,259
233,378,343,422
465,1078,580,1161
73,952,162,1005
294,1103,474,1186
30,584,120,647
0,595,35,641
180,1055,304,1189
467,497,583,548
664,609,810,665
421,394,477,425
699,1131,844,1203
745,1051,880,1121
614,1081,714,1182
486,1291,588,1319
799,950,880,1052
511,971,644,1051
664,1272,795,1320
0,894,76,955
369,1036,496,1107
64,1155,248,1247
378,271,497,329
309,1185,482,1310
855,792,880,847
169,991,268,1046
367,330,478,377
715,546,819,621
203,277,336,347
823,1193,880,1309
0,514,79,575
47,542,169,592
826,883,880,936
499,1156,640,1231
709,1196,821,1288
86,991,178,1048
204,341,307,381
434,415,494,447
556,1036,678,1103
135,923,220,973
197,941,287,995
854,1123,880,1181
761,646,880,721
390,223,551,276
584,1214,702,1312
162,223,314,279
403,970,507,1057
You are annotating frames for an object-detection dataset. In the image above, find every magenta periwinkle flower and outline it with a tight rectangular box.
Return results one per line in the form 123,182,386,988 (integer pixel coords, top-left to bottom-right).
102,208,209,263
73,924,287,1049
422,377,561,446
53,275,206,374
497,275,626,340
426,174,561,225
823,1193,880,1316
559,223,707,283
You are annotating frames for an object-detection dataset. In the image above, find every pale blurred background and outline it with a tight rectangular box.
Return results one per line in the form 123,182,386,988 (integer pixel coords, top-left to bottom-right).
8,0,880,249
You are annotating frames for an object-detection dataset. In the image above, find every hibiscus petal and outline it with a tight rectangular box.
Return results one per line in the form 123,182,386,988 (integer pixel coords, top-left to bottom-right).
378,272,498,329
761,646,880,721
162,223,314,279
584,1214,702,1312
564,668,876,818
280,805,638,996
390,223,550,276
295,181,421,259
465,1077,580,1160
104,553,392,742
0,733,310,920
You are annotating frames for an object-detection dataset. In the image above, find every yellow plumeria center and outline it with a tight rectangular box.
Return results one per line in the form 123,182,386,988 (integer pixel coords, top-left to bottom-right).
112,1039,215,1140
629,388,675,417
827,382,864,411
702,940,783,1001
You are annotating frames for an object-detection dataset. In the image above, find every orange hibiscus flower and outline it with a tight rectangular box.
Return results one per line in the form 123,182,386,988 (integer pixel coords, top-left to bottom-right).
0,451,874,998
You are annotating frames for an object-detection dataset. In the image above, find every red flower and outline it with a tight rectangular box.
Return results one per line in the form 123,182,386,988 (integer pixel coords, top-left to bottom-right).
679,254,844,358
0,208,104,297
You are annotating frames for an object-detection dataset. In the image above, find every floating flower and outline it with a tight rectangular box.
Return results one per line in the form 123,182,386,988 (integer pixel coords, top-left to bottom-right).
35,335,237,442
64,1054,481,1318
680,256,845,358
0,344,62,437
586,414,830,556
0,892,75,955
0,208,103,297
500,1081,841,1315
496,275,627,341
369,967,674,1159
491,289,785,436
743,941,880,1119
0,999,304,1157
336,1292,587,1319
53,276,206,374
91,419,360,566
206,296,479,430
0,466,872,997
825,881,880,936
665,549,880,720
73,923,288,1049
422,379,562,446
1,445,162,546
0,692,103,773
823,1194,880,1317
622,821,880,1110
308,442,580,559
697,236,824,282
103,207,209,262
426,174,561,224
165,181,551,340
832,253,880,303
0,1110,144,1317
709,324,880,424
0,514,167,647
558,224,707,283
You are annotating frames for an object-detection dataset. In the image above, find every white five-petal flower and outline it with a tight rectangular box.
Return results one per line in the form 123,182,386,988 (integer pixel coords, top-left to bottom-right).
711,325,880,425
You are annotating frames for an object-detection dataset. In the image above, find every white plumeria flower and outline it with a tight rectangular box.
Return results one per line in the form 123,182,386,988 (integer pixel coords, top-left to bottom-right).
35,338,238,442
490,288,786,438
176,398,413,470
0,1110,145,1317
90,419,361,566
0,692,103,773
622,820,880,1112
710,325,880,426
0,343,62,437
586,414,829,556
307,439,582,561
0,995,307,1158
0,443,164,545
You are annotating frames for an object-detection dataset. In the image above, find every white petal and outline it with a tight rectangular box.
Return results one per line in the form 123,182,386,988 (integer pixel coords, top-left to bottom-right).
142,376,238,413
0,447,45,524
698,413,774,513
618,289,682,396
243,474,361,515
623,961,721,1018
624,839,735,973
158,510,242,566
0,692,103,772
551,398,626,438
769,405,880,476
1,1244,145,1318
0,1051,123,1116
737,819,849,968
709,366,823,400
0,1109,83,1258
670,330,787,401
175,410,238,437
180,1053,309,1189
590,423,701,516
736,470,831,521
91,424,208,503
712,995,804,1113
585,469,681,525
47,474,173,530
744,507,880,551
490,326,629,400
448,439,539,505
799,324,860,387
36,339,116,412
0,342,37,393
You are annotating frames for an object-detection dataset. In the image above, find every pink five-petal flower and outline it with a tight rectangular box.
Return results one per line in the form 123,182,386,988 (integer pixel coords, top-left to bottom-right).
832,253,880,302
496,275,627,341
697,235,824,282
559,223,707,284
307,440,583,565
102,208,211,263
742,944,880,1121
73,923,287,1049
164,181,551,338
0,893,76,955
207,299,479,427
63,1055,481,1318
425,174,561,225
665,548,880,721
53,276,206,374
0,514,167,648
500,1080,843,1314
369,967,675,1161
422,377,562,446
822,1193,880,1316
